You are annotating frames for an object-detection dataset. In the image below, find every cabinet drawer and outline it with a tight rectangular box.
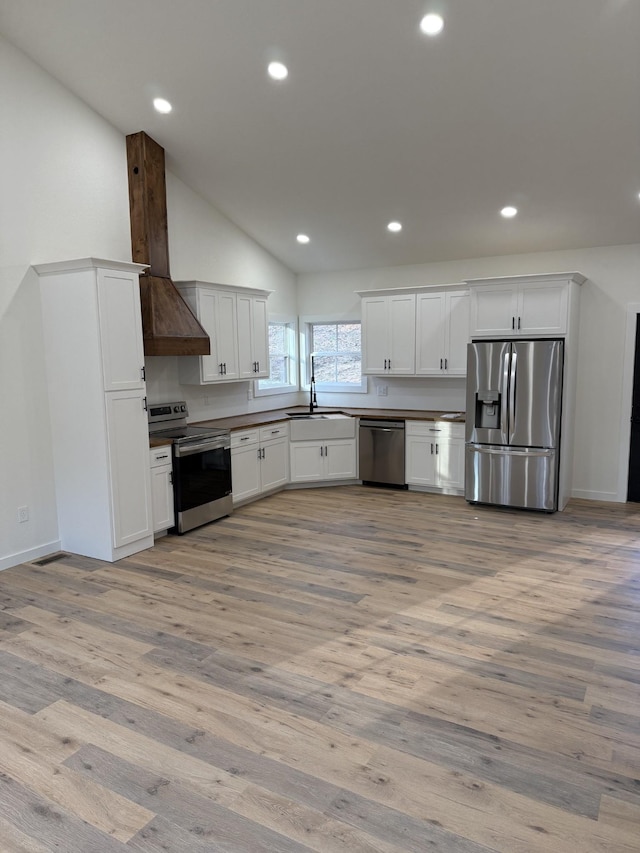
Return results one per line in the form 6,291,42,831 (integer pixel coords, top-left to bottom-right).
406,420,465,439
231,429,259,449
149,445,173,467
260,422,289,443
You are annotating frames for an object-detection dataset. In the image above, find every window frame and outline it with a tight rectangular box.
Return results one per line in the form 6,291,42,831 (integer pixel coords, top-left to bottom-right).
301,315,367,394
254,315,299,397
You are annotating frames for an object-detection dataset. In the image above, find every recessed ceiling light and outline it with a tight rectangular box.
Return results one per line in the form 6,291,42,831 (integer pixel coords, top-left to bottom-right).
500,206,518,218
268,62,288,81
387,221,403,233
420,14,444,36
153,97,172,114
297,234,310,244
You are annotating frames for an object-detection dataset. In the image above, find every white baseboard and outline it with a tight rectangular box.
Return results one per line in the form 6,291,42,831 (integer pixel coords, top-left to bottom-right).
0,539,62,572
571,489,620,503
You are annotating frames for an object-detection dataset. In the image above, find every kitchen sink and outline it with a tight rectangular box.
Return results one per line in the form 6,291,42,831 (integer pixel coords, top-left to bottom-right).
287,412,347,420
287,412,356,441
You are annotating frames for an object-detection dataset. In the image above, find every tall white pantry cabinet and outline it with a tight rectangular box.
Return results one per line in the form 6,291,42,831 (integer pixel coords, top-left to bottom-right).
36,258,154,562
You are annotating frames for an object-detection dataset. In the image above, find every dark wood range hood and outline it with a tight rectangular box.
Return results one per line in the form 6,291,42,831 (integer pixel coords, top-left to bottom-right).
126,131,210,356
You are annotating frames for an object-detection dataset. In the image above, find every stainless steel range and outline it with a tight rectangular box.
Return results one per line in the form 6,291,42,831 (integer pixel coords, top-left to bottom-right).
148,401,232,534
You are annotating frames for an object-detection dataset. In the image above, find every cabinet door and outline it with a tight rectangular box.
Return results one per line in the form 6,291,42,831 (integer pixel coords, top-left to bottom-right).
518,283,568,336
324,439,357,480
405,435,437,486
415,293,446,375
231,445,261,503
437,437,465,490
251,296,269,378
97,269,145,391
361,296,389,374
470,286,519,337
289,442,324,482
215,291,239,380
260,437,289,492
445,291,470,374
150,465,174,532
198,290,223,381
388,294,416,374
237,295,270,380
104,390,152,547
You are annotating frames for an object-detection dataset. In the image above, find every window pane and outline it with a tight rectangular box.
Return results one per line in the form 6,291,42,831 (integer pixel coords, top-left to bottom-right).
312,324,337,353
269,323,286,354
336,355,361,382
309,321,362,386
314,355,336,382
269,356,286,384
336,324,360,352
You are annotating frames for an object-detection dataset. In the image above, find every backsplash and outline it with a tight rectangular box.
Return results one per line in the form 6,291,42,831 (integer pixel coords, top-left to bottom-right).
145,356,466,421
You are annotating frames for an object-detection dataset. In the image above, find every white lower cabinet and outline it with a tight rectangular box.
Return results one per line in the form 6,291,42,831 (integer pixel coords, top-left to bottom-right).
405,421,465,492
289,438,357,483
149,445,174,534
232,423,289,504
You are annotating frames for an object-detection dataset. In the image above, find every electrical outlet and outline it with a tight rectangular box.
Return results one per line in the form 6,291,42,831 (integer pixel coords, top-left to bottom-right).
247,385,253,400
377,385,388,397
17,506,29,523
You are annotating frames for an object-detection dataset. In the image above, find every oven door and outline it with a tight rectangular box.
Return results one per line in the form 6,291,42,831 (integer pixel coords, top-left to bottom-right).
172,437,232,533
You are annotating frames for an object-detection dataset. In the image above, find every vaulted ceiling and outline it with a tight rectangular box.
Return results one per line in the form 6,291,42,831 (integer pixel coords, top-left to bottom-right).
1,0,638,273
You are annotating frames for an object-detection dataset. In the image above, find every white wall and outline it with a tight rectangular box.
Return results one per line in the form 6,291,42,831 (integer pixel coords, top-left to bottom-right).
143,173,298,423
298,243,640,501
0,36,297,569
0,36,133,568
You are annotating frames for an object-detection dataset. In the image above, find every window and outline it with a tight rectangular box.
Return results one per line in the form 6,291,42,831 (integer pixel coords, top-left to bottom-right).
256,318,298,395
307,320,366,392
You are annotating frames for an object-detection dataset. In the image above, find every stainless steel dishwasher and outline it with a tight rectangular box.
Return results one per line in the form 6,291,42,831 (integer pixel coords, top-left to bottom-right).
359,419,406,487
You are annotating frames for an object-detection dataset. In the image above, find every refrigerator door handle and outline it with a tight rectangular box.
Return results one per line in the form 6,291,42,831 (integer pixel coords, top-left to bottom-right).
501,350,511,441
508,350,517,444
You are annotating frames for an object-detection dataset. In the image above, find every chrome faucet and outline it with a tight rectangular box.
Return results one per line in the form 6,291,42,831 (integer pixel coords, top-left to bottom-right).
309,354,318,412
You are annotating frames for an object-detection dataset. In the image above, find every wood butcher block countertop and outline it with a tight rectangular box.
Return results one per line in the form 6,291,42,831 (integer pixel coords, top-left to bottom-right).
191,406,465,432
149,436,173,448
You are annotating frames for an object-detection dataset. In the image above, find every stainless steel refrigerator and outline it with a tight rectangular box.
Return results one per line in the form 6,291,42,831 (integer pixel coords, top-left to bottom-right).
465,339,564,511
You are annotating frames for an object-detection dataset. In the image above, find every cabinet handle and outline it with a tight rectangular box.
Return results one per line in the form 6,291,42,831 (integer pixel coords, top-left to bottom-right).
169,472,173,484
325,445,328,455
219,362,224,375
320,446,324,457
156,453,169,460
224,362,227,375
142,396,148,412
440,358,443,370
517,317,521,330
431,443,434,454
512,317,515,330
271,429,280,435
444,358,448,369
388,359,391,370
141,365,146,381
384,359,387,370
240,436,250,441
435,443,439,455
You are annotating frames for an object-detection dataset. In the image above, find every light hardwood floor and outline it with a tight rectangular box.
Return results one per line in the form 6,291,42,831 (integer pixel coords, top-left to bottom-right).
1,486,639,852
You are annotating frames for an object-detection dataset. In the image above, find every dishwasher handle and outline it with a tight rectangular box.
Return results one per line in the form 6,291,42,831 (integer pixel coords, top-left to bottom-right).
359,419,405,430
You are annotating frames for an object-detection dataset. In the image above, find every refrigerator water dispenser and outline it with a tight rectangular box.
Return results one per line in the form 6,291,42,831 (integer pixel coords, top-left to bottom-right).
475,390,501,430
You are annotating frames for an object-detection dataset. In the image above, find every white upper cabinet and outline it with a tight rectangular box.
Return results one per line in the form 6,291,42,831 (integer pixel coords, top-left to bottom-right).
176,281,271,385
236,292,269,379
467,273,585,338
416,290,469,376
361,293,416,375
359,285,468,378
97,268,146,391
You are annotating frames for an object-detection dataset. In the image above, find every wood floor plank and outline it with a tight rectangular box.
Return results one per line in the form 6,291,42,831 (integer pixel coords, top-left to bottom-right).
0,487,639,851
